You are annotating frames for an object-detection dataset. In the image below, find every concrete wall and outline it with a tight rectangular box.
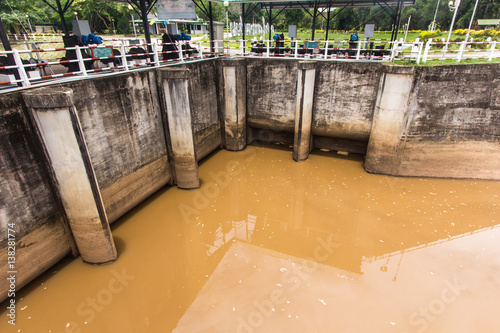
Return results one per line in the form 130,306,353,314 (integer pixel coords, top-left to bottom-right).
246,59,298,132
0,93,74,301
1,58,499,301
0,60,223,302
313,62,381,141
185,61,222,161
66,71,171,223
365,63,500,180
245,59,499,179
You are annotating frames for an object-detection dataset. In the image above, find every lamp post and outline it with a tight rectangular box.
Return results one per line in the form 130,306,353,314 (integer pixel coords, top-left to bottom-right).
224,1,229,38
128,4,137,38
465,0,479,43
26,15,34,35
443,0,461,58
404,15,412,42
74,11,78,21
430,0,441,32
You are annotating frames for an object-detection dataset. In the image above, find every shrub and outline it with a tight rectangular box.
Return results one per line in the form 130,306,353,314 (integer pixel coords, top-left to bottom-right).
485,29,496,37
470,29,485,37
420,30,439,42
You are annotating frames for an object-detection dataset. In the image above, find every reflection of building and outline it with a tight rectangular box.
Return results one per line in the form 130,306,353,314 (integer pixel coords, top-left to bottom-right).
206,215,257,256
251,215,364,275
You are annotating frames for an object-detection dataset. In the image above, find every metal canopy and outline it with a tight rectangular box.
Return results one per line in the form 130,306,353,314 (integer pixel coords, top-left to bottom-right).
259,0,415,9
209,0,412,4
95,0,415,51
210,0,414,5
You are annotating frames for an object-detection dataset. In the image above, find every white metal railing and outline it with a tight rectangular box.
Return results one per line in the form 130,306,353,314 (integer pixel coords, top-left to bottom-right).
0,39,205,88
420,38,500,63
1,37,499,90
214,38,395,61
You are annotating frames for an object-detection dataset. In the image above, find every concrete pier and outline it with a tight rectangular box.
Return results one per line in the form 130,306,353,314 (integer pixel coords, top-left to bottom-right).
23,88,117,264
293,61,316,161
222,59,247,151
365,66,415,175
161,68,200,189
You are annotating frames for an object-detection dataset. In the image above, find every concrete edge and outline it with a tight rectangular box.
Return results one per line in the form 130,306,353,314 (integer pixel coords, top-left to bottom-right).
22,88,74,109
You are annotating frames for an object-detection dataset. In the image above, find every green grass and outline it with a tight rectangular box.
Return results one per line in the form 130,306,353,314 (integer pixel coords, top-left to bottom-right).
396,57,500,66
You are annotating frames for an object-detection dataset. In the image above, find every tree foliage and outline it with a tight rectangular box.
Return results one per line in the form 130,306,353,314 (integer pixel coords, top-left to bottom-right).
1,0,499,35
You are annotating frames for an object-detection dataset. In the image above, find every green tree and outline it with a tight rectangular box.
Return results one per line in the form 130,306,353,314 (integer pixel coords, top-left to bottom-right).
0,0,48,34
195,0,225,22
116,15,131,34
284,9,305,27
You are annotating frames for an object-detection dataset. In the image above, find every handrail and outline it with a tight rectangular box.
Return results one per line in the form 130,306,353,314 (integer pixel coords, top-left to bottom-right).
1,37,498,90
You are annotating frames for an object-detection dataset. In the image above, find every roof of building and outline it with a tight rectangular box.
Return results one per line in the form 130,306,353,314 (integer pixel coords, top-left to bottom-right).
477,19,500,26
103,0,414,8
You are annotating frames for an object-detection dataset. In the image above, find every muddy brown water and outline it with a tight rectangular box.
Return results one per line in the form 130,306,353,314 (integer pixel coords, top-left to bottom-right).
2,144,500,333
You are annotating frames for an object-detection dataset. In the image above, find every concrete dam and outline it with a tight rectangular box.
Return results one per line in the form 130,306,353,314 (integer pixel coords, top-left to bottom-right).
1,58,499,332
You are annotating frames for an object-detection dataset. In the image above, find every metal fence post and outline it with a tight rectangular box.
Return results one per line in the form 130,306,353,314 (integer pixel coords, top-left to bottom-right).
120,43,129,71
178,42,184,62
294,40,298,58
240,39,244,56
389,41,397,61
75,45,88,76
267,40,270,57
456,40,466,63
488,41,497,61
441,41,449,60
356,40,361,60
416,42,423,64
423,39,432,63
153,42,160,66
198,41,204,59
324,41,328,60
12,49,31,86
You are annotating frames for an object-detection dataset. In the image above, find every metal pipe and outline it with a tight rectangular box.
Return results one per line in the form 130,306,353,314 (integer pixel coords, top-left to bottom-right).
311,2,318,41
242,4,246,55
56,0,69,36
209,1,215,53
465,0,479,43
140,0,152,48
431,0,441,32
268,4,272,42
390,0,401,42
325,0,332,41
445,0,461,47
393,0,404,42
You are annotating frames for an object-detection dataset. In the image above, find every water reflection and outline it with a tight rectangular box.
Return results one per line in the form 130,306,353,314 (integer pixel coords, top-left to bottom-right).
1,144,499,333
